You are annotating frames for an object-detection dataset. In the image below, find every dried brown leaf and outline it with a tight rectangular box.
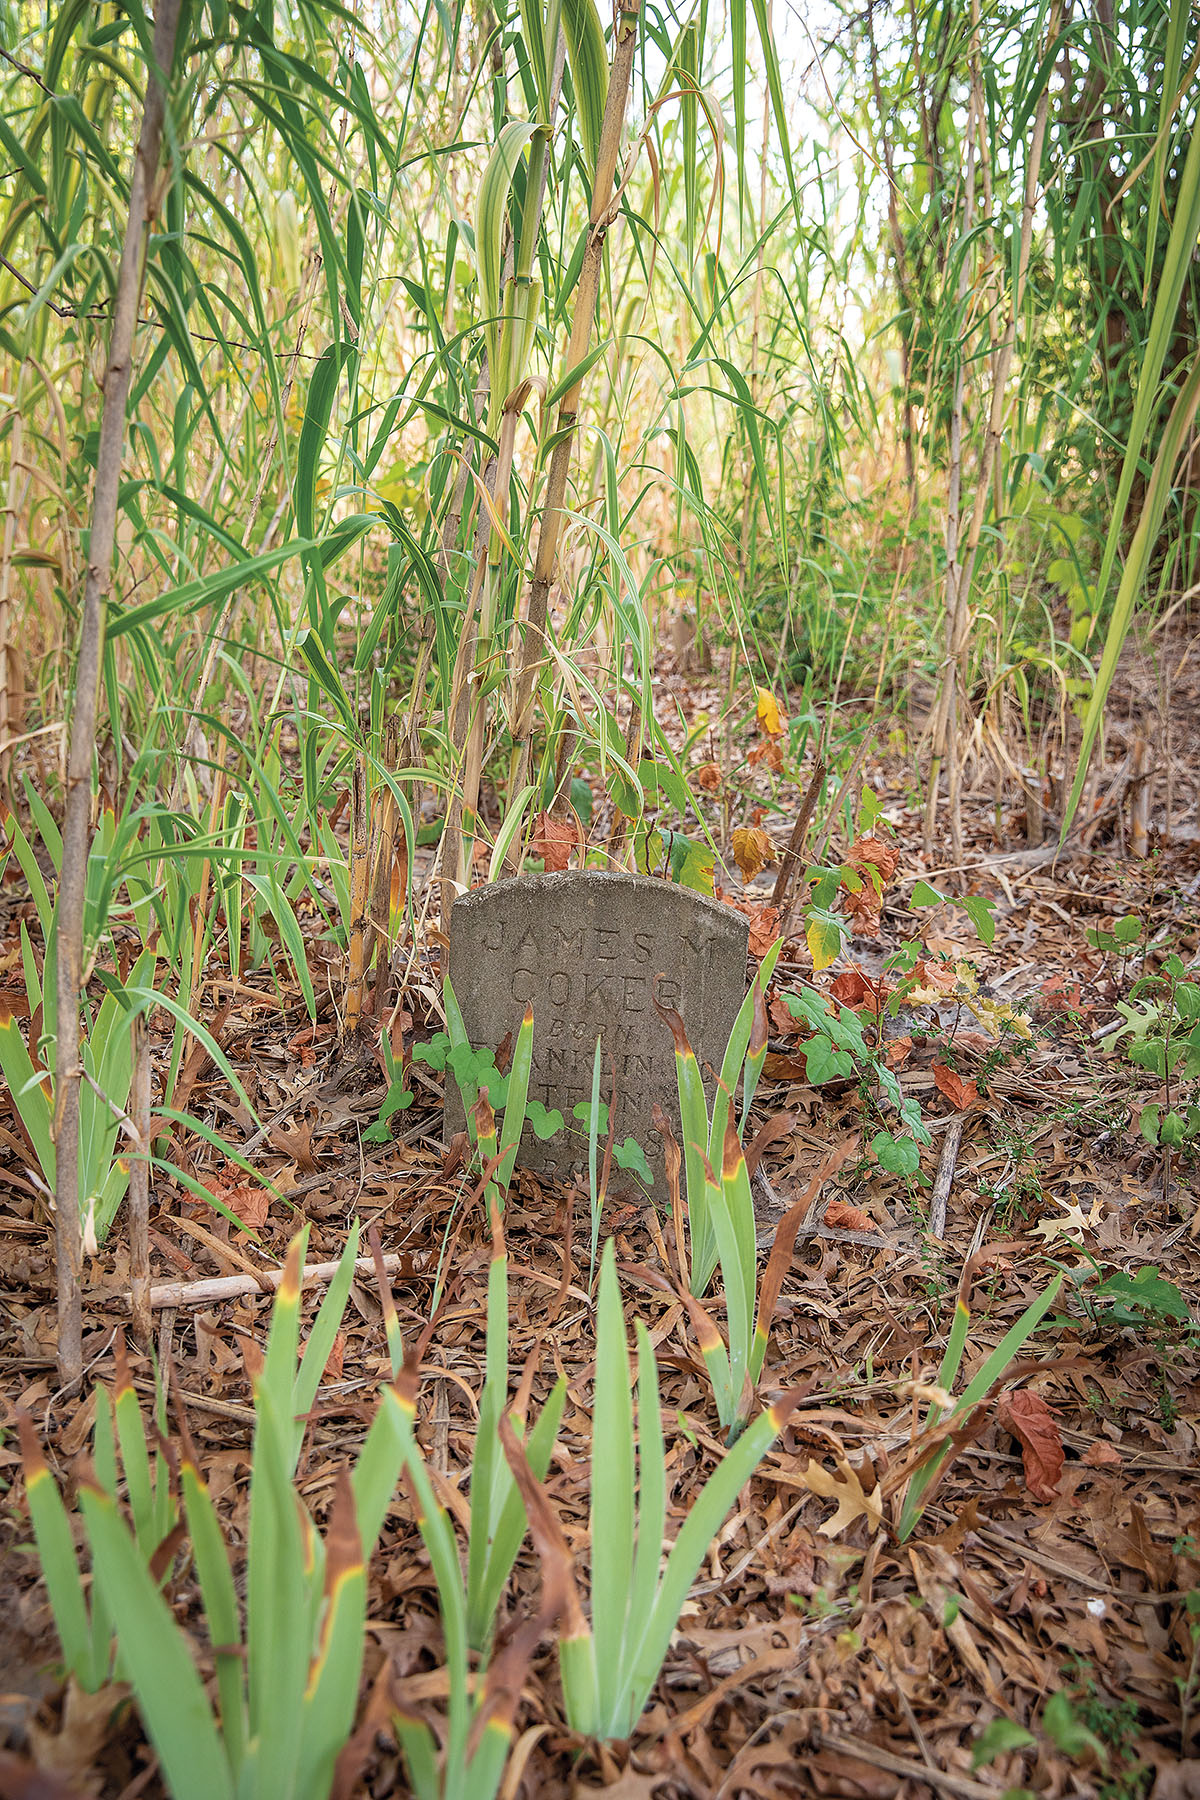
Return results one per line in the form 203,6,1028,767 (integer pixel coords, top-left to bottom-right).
932,1063,978,1110
997,1389,1064,1501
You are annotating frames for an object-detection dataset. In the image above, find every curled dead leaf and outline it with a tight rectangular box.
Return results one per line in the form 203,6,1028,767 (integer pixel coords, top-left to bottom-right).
693,760,722,792
823,1199,875,1233
746,902,782,959
997,1388,1064,1501
847,833,900,886
528,809,584,873
829,964,890,1010
747,739,784,772
732,826,776,882
756,687,786,736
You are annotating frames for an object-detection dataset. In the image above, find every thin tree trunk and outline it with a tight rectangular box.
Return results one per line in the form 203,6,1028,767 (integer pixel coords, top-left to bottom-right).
54,0,182,1390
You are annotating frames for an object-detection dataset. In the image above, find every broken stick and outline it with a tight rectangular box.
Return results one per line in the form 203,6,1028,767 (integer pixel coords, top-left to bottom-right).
138,1252,405,1310
928,1113,965,1239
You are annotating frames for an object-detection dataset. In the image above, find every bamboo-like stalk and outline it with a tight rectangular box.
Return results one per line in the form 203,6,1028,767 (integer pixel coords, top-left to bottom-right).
441,41,567,916
508,0,643,804
924,134,975,860
0,409,24,785
925,0,1061,860
343,753,370,1039
53,0,182,1391
129,1015,151,1349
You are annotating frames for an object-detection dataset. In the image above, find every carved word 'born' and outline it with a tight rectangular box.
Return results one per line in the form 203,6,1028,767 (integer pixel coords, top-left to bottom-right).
446,872,749,1185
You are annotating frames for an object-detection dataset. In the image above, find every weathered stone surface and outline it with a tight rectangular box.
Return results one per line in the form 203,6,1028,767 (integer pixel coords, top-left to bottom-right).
446,872,750,1189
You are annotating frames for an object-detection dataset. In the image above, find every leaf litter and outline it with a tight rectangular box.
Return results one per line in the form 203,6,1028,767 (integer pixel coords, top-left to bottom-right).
1,658,1199,1799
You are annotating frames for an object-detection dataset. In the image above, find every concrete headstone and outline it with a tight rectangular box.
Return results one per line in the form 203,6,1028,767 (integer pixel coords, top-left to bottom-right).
446,872,750,1188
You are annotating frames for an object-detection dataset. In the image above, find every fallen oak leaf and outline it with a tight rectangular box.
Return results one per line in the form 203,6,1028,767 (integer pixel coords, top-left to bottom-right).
199,1161,270,1230
798,1456,884,1538
1032,1201,1092,1245
997,1388,1063,1501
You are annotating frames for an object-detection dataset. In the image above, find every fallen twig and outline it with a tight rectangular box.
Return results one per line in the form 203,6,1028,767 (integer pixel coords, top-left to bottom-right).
929,1112,966,1238
815,1732,999,1800
139,1252,406,1310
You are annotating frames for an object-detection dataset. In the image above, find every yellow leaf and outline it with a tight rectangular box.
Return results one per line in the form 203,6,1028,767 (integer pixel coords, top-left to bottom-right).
966,995,1032,1041
799,1457,884,1538
756,688,785,736
806,914,841,972
732,826,775,882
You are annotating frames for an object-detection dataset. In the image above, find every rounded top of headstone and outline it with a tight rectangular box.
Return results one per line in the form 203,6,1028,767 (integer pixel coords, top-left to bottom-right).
451,870,749,944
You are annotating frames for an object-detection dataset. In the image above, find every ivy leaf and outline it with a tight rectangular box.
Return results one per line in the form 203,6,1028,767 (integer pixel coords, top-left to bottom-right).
871,1129,920,1175
806,911,842,972
573,1098,610,1134
1093,1265,1189,1323
802,1036,854,1084
363,1078,414,1143
910,880,945,908
961,894,997,946
613,1136,653,1185
412,1030,451,1070
525,1100,565,1141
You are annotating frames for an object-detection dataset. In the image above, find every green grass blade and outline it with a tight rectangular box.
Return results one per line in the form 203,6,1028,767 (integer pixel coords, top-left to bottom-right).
623,1321,664,1695
80,1487,234,1800
179,1456,245,1775
296,1473,367,1800
590,1242,634,1723
495,1005,534,1198
292,1220,360,1445
626,1400,785,1729
18,1414,96,1686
